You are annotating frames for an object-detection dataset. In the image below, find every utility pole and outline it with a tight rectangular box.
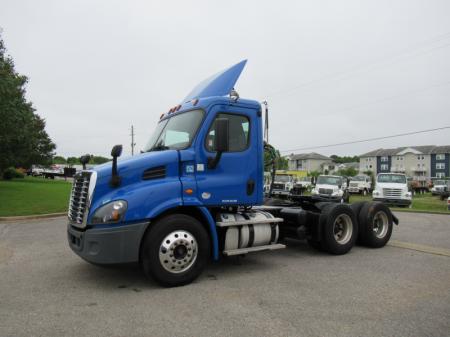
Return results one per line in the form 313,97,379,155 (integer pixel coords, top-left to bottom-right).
131,125,136,156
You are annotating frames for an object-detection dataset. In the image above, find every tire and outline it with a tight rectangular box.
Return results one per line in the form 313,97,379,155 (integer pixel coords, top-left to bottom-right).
319,204,358,255
358,202,393,248
349,201,368,244
362,189,368,196
141,214,210,287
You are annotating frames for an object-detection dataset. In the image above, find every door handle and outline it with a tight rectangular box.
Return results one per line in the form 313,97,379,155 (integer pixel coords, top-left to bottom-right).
247,179,255,195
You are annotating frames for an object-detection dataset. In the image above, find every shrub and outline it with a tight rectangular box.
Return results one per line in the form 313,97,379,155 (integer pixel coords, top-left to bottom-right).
2,167,25,180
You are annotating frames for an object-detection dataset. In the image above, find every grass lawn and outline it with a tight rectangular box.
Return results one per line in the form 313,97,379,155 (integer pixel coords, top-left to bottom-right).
350,192,450,214
0,176,72,217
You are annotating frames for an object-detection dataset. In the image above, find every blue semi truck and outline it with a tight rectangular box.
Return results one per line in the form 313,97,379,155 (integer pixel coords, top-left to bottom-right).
67,60,398,287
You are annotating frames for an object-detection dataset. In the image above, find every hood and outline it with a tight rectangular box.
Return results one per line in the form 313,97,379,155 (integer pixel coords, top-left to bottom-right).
182,60,247,102
93,150,179,186
376,182,407,189
316,184,339,191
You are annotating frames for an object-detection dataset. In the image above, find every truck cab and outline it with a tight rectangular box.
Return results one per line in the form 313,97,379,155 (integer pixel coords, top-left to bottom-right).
311,175,349,202
348,175,372,195
372,173,412,207
271,174,295,197
67,61,397,287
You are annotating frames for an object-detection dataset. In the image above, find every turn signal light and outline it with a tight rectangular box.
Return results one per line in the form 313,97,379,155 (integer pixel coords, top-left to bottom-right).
185,188,193,195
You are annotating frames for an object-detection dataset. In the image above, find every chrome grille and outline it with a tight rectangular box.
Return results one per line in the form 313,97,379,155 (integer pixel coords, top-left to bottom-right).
383,188,402,198
68,172,92,227
319,188,333,195
272,183,284,190
350,182,359,187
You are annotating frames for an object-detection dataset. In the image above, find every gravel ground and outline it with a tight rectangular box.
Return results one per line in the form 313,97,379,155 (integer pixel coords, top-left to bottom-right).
0,212,449,337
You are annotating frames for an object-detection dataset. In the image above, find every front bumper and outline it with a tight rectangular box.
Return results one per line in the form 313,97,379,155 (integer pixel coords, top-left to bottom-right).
272,190,290,196
348,188,361,193
67,222,149,264
373,197,411,206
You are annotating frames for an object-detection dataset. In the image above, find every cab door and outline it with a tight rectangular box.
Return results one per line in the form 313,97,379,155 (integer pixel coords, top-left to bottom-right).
195,104,260,206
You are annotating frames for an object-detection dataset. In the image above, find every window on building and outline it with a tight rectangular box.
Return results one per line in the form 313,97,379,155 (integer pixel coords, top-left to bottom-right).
436,154,445,160
381,164,389,171
436,163,445,170
381,156,388,162
436,172,445,178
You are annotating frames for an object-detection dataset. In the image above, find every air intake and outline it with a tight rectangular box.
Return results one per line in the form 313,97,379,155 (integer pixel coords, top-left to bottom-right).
142,166,166,180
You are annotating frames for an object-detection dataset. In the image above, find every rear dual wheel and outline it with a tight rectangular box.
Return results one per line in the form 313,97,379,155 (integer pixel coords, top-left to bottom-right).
310,204,358,255
358,202,393,248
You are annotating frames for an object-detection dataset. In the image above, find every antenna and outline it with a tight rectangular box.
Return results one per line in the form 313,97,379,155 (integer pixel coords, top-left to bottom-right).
262,100,269,143
130,125,136,156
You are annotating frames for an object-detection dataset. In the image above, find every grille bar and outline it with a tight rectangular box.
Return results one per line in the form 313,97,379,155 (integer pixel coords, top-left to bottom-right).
383,188,403,198
68,172,92,227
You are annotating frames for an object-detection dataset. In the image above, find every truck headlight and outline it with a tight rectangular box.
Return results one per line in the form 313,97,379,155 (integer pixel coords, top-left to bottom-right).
312,188,318,195
373,190,380,196
332,190,343,197
91,200,127,224
405,192,412,198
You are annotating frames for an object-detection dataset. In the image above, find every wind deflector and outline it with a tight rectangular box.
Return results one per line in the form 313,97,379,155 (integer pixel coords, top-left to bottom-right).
182,60,247,102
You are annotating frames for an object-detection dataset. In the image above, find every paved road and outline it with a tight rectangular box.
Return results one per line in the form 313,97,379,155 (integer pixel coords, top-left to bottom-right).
0,212,449,337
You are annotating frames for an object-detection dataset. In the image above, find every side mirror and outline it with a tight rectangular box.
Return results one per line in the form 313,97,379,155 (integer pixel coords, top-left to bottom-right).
208,118,229,169
110,144,123,187
214,118,229,152
111,144,123,158
80,154,90,170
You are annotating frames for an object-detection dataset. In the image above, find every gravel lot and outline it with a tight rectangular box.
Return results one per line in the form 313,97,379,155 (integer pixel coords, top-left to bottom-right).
1,212,449,337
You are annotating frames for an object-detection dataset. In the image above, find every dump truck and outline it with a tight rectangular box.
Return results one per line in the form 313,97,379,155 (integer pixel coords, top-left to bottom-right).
67,60,398,287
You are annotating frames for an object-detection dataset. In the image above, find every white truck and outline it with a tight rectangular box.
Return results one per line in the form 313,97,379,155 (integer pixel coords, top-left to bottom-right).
372,173,412,207
311,175,349,203
431,180,448,196
271,174,295,197
348,175,372,195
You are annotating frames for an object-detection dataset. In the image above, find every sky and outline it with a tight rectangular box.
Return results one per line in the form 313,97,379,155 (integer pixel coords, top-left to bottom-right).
1,0,450,158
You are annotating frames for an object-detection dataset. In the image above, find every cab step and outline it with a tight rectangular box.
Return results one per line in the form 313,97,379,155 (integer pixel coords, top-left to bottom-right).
216,217,284,228
223,243,286,256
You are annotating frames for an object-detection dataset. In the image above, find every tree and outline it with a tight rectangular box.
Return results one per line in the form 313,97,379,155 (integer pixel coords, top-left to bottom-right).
91,155,110,164
66,157,81,165
0,34,55,173
264,148,288,170
337,167,358,177
53,156,67,164
330,155,359,164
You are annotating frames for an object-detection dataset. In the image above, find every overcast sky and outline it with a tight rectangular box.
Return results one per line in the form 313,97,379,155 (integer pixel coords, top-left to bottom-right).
1,0,449,158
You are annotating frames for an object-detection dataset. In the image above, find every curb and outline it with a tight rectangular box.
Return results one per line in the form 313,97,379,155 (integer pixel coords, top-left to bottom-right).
0,212,67,222
391,209,450,216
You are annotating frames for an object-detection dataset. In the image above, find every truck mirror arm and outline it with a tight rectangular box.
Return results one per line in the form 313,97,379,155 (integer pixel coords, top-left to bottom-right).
207,151,223,169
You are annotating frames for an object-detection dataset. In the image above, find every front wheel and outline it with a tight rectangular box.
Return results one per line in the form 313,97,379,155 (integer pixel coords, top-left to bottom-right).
141,214,210,287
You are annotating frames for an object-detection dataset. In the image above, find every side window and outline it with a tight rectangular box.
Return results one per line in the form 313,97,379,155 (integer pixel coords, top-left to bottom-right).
206,113,250,152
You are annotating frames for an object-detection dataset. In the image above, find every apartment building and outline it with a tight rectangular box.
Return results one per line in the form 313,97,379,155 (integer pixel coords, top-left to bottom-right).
288,152,332,173
359,145,450,180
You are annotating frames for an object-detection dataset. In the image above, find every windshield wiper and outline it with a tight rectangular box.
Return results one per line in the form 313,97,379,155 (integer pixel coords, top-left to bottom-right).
149,141,170,152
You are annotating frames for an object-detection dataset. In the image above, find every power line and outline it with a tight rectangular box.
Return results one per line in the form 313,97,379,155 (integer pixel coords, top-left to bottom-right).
280,126,450,154
263,31,450,100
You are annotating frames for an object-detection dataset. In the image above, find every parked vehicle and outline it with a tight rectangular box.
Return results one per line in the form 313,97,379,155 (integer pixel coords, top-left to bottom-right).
348,175,372,195
67,61,398,287
271,174,295,197
431,180,448,196
291,176,312,196
372,173,412,207
311,175,349,203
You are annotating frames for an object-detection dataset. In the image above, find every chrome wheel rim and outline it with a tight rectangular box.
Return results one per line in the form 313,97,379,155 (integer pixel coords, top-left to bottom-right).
373,211,389,239
333,214,353,245
159,230,198,274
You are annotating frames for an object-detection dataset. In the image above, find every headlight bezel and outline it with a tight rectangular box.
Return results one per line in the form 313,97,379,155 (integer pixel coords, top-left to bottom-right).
91,200,128,225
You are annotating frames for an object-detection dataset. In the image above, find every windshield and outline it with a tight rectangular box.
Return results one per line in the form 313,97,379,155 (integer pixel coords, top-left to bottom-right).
352,176,366,182
377,174,406,184
317,176,342,185
144,110,204,151
275,175,291,182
